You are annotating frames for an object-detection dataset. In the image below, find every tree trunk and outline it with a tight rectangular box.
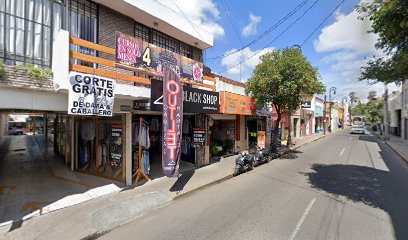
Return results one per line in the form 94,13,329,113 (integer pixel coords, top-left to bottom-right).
287,109,292,147
272,106,282,155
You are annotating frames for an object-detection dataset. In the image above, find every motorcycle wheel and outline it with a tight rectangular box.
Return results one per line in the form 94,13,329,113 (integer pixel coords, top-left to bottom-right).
233,166,241,176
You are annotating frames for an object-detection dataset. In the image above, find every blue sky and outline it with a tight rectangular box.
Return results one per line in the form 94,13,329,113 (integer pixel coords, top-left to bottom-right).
159,0,399,101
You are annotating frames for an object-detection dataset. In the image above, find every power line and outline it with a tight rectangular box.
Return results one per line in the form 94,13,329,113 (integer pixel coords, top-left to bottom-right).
167,0,205,41
207,0,310,60
216,0,321,75
218,0,244,47
300,0,347,47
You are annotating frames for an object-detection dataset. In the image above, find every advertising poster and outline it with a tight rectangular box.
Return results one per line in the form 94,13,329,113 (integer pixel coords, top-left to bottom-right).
219,92,256,115
192,128,206,146
257,131,266,148
110,125,123,168
68,72,115,117
162,65,183,178
115,31,204,83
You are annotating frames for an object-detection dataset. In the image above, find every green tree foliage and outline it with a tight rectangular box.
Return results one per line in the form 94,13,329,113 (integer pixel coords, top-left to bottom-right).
350,91,384,123
358,0,408,83
246,48,325,133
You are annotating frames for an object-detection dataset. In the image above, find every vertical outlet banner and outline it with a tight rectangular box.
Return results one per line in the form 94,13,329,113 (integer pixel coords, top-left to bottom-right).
162,65,183,177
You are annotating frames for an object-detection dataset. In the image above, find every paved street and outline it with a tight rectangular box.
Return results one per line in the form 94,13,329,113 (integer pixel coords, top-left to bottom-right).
100,129,408,240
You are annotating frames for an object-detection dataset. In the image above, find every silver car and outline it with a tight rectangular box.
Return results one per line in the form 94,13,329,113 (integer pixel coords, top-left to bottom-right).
351,124,365,134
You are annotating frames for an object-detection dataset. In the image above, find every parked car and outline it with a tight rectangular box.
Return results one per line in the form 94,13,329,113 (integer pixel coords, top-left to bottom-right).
351,124,365,134
9,127,24,135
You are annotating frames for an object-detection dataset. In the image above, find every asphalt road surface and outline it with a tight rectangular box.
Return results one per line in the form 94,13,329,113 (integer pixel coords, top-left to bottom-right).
100,129,408,240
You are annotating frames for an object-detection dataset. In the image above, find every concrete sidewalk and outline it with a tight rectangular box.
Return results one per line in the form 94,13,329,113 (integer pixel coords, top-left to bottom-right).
376,133,408,163
0,130,343,240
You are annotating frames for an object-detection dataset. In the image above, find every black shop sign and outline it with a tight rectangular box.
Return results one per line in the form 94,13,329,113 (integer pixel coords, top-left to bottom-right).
135,79,220,113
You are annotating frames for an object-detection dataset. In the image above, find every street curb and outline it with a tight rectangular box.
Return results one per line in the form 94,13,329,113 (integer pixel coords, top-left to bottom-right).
172,130,344,201
172,174,234,200
384,141,408,163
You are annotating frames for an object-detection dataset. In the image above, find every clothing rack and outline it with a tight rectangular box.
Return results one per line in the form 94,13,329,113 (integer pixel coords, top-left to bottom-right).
133,116,151,184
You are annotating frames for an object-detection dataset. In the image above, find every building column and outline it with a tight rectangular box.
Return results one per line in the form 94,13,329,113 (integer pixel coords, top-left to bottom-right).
195,114,207,167
70,115,75,171
125,112,132,185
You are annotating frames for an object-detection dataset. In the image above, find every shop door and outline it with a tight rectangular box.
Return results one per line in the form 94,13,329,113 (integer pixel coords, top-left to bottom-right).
247,120,257,148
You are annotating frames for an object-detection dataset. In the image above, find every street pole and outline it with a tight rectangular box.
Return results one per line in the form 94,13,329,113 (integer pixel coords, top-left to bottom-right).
384,83,390,140
328,87,336,132
323,95,327,135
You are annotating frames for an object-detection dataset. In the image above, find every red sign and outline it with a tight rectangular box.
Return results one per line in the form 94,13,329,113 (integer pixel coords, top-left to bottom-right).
162,65,183,177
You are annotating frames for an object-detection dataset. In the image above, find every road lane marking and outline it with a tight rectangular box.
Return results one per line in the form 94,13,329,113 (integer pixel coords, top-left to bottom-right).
288,198,316,240
339,148,345,156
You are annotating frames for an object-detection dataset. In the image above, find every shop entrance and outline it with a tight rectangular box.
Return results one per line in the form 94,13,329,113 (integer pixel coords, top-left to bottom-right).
132,114,196,180
209,119,235,159
74,115,125,182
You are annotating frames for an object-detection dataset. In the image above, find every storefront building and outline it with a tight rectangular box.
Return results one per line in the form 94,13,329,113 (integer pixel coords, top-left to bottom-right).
389,92,402,136
402,81,408,140
300,96,315,136
314,97,324,133
0,0,215,185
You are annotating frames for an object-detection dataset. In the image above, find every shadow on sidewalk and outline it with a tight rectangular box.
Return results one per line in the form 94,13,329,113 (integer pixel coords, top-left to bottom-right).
304,134,408,240
280,149,303,160
169,169,195,192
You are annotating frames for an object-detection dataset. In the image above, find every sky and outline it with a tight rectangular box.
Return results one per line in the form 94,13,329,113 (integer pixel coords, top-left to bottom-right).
157,0,399,101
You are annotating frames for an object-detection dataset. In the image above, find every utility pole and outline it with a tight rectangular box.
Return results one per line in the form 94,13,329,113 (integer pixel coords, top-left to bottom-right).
323,95,327,135
384,83,390,140
328,87,337,132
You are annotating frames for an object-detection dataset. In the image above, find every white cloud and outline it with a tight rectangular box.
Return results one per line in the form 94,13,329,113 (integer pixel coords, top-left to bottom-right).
314,9,378,53
312,1,398,100
155,0,225,39
242,13,262,37
220,47,274,80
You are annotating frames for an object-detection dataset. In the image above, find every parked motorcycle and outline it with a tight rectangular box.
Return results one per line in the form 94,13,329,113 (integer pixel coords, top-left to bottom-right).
233,147,254,176
253,146,272,166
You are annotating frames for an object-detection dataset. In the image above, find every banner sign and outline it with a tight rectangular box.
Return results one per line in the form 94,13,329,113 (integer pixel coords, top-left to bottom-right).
162,65,183,178
110,125,123,168
257,131,266,148
219,91,256,115
68,72,115,116
301,101,312,108
115,31,203,83
148,79,219,113
192,128,206,147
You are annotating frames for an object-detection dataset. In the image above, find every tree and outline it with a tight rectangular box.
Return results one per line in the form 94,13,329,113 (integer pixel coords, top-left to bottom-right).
368,90,377,101
350,91,384,124
357,0,408,83
246,48,325,149
349,92,359,105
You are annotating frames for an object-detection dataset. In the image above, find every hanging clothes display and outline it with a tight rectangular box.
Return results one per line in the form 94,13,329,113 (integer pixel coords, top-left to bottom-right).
79,122,96,166
133,119,151,175
134,121,150,148
142,150,150,174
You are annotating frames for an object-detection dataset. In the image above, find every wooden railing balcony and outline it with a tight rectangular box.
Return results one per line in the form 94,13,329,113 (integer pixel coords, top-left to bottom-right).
69,36,216,91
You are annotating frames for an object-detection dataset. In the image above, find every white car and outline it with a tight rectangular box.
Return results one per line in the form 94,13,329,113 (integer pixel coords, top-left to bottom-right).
351,124,365,134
